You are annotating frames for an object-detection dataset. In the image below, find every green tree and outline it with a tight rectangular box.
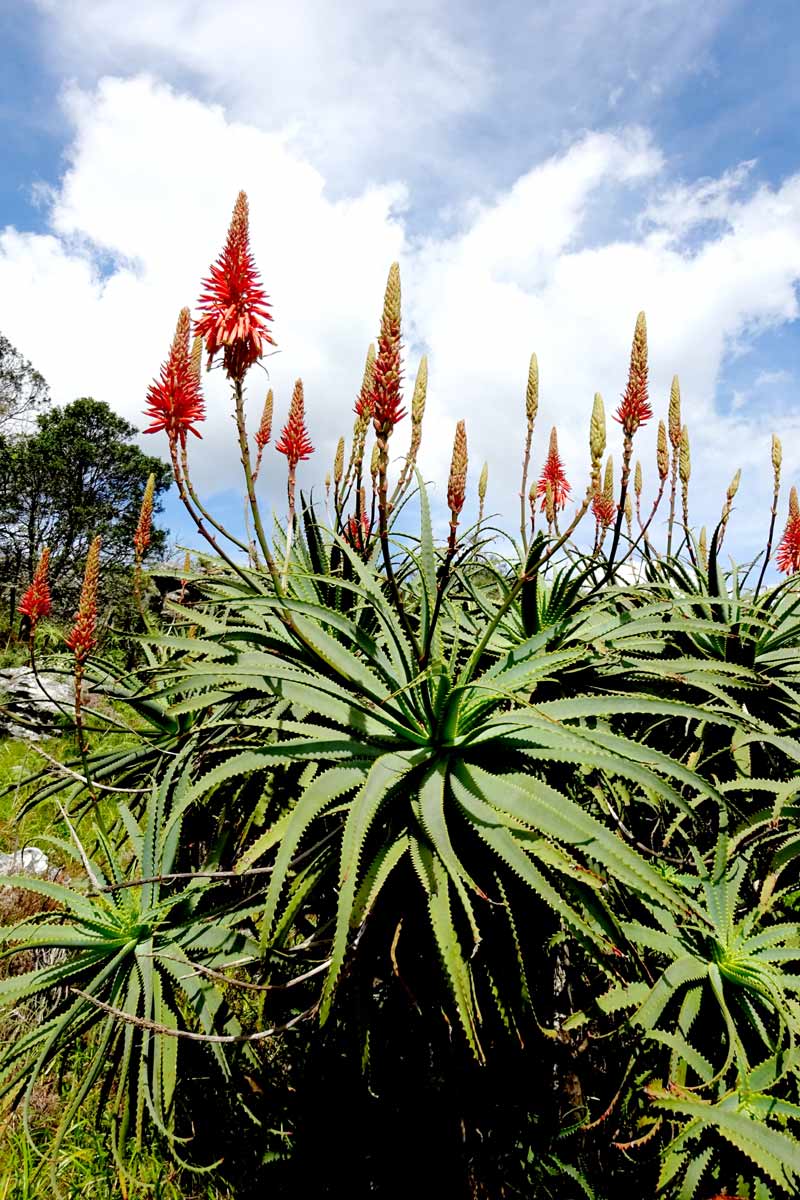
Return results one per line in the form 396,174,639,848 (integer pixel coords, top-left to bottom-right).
0,398,172,621
0,332,49,432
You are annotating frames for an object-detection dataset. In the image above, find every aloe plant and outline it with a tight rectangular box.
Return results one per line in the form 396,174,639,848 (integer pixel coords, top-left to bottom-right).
6,189,800,1196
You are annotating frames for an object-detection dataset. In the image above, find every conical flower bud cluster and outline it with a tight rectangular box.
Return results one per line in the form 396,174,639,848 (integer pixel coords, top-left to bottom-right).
447,420,468,518
18,548,52,629
66,536,101,663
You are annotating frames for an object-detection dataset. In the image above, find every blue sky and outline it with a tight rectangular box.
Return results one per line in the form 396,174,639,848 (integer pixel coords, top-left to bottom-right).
1,0,800,557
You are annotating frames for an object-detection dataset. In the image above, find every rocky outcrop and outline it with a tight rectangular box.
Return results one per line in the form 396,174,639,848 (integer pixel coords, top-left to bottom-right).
0,666,74,741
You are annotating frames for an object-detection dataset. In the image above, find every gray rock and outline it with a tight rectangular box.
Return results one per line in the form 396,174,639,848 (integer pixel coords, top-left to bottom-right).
0,846,51,876
0,666,74,740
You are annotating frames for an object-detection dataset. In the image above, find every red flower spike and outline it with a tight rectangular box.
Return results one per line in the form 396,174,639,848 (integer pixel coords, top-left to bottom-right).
777,511,800,575
537,427,571,511
18,548,52,628
144,308,205,444
615,311,652,436
66,536,101,663
275,379,314,468
195,191,275,382
592,491,616,529
371,263,405,436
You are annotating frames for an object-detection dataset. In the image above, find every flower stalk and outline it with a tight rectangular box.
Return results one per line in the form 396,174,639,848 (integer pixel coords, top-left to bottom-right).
519,353,538,551
391,355,428,508
276,378,314,584
666,375,682,557
607,312,651,575
756,434,783,595
478,461,489,526
679,424,696,566
133,473,155,614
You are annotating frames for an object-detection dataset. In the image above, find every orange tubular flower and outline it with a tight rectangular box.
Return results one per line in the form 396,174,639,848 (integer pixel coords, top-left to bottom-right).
615,311,652,436
355,385,374,421
144,309,205,444
344,510,371,553
18,548,52,628
275,379,314,468
776,509,800,575
537,427,571,511
592,492,616,529
66,536,101,663
195,191,275,382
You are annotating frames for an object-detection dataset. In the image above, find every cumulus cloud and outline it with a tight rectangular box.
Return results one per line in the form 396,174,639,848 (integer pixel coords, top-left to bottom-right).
1,73,800,561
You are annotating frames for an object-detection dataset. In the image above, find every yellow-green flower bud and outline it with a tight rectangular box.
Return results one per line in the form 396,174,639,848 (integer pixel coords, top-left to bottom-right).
590,392,606,466
657,420,669,481
526,353,538,425
411,355,428,425
334,437,345,485
668,375,681,449
603,455,614,501
478,461,488,502
679,425,691,485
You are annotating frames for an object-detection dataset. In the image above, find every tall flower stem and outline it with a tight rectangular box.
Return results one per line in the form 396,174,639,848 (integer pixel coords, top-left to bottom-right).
666,376,682,557
180,439,251,555
340,346,377,525
606,311,652,577
756,501,779,597
169,439,261,590
519,428,533,552
614,477,667,574
667,453,679,558
282,464,297,588
233,379,277,578
676,424,697,567
681,485,697,568
421,541,467,669
756,436,782,597
390,355,428,511
64,538,105,818
376,438,419,658
605,436,633,577
519,354,538,554
420,420,468,667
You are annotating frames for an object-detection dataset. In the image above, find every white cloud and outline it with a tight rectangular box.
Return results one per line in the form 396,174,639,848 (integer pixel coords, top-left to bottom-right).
32,0,490,192
642,161,757,241
31,0,733,200
1,74,800,562
755,369,793,387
